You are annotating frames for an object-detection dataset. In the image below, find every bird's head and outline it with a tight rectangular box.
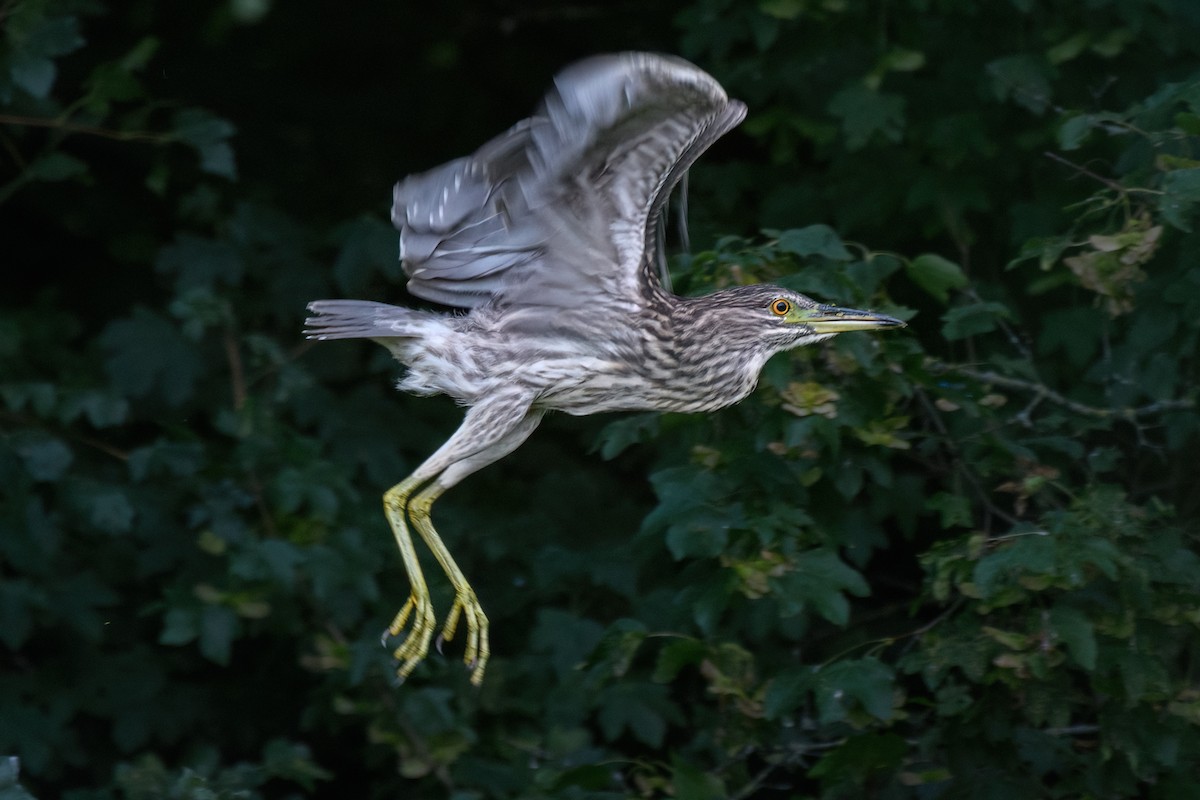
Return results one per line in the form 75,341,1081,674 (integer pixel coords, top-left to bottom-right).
684,284,905,354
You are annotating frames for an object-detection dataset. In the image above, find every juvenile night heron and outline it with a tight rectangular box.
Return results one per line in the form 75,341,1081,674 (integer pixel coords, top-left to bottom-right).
306,53,902,685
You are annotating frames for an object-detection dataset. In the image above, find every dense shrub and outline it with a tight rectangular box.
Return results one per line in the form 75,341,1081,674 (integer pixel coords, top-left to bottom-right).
2,1,1198,797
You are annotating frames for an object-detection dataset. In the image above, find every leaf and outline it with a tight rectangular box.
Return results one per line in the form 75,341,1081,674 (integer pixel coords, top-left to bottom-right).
809,733,907,784
330,215,402,294
759,0,804,20
882,47,925,73
15,15,85,59
644,467,742,560
769,549,870,625
986,54,1054,114
549,764,615,792
156,234,244,290
158,607,198,646
1049,605,1097,670
670,755,726,800
941,301,1010,340
1175,112,1200,136
172,109,238,179
87,486,136,534
586,619,648,678
26,152,88,183
907,253,967,303
763,668,812,719
813,658,896,723
665,517,731,560
972,534,1055,599
827,85,906,150
1057,114,1093,151
1046,32,1091,65
1160,168,1200,231
8,16,84,98
652,638,707,683
10,56,56,98
597,413,659,459
0,581,39,650
0,754,37,800
1038,306,1105,366
127,440,205,481
198,605,238,665
596,682,680,747
927,491,972,528
79,37,160,114
261,739,332,790
100,309,203,406
777,225,854,261
61,389,130,427
14,436,72,481
1008,235,1073,272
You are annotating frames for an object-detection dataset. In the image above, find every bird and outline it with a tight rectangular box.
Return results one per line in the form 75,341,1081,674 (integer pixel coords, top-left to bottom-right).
305,52,903,685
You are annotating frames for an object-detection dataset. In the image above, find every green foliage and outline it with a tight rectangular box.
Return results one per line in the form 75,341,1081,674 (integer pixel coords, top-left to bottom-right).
3,1,1199,798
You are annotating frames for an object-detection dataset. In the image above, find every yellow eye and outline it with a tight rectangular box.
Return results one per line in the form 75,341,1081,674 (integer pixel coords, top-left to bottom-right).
770,298,792,316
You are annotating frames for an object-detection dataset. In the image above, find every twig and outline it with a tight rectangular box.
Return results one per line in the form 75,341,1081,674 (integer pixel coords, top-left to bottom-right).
223,326,247,411
1046,724,1100,737
945,365,1195,420
1043,151,1125,193
0,113,170,143
730,761,781,800
899,597,967,641
246,468,278,539
912,386,1020,528
965,287,1032,362
0,409,129,461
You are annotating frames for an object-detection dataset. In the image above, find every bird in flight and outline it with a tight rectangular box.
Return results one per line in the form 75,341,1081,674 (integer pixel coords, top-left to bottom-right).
306,52,903,685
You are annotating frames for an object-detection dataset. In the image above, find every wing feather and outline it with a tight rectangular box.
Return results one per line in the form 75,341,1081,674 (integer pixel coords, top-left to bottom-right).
393,52,745,310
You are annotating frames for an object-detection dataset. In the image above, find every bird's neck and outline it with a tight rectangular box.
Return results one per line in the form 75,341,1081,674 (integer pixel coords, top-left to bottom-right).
653,295,776,410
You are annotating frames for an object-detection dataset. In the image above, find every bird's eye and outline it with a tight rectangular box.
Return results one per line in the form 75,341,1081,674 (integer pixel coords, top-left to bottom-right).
770,298,792,316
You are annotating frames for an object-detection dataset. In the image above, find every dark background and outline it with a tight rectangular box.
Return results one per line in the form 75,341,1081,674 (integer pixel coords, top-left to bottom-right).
3,1,1200,798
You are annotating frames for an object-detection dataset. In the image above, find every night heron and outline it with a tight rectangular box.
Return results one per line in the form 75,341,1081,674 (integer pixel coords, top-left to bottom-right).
306,52,903,685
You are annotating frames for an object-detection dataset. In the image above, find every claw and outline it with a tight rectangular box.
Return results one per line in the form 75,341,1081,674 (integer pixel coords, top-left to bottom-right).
441,600,462,644
384,589,488,685
382,592,438,682
382,477,496,685
453,590,489,686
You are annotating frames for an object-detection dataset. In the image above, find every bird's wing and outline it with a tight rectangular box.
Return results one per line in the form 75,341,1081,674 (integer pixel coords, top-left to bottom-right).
393,52,746,310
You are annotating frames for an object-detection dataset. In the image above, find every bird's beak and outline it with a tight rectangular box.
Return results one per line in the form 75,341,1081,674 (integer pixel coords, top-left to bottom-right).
799,305,906,333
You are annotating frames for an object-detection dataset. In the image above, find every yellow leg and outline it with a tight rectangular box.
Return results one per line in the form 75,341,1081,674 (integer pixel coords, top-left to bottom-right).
376,397,542,685
408,481,489,686
382,476,438,682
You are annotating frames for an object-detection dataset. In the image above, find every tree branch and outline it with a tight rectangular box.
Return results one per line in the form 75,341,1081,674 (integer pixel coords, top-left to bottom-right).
938,363,1195,420
0,113,169,143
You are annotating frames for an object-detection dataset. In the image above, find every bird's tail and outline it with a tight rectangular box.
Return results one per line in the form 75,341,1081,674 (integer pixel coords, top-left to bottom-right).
304,300,437,341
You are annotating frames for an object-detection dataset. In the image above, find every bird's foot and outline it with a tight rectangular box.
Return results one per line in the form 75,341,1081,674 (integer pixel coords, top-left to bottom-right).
382,593,438,683
436,588,490,686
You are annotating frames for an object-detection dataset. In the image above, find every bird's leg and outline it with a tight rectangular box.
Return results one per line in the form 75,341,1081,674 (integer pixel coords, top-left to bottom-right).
408,408,544,684
378,393,543,684
382,474,438,682
405,480,490,684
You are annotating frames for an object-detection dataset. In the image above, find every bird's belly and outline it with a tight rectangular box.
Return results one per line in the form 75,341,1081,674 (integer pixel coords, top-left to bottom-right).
536,361,758,416
403,336,764,416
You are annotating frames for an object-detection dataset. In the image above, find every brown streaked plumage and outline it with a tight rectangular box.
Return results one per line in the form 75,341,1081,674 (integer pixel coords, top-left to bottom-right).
306,52,903,685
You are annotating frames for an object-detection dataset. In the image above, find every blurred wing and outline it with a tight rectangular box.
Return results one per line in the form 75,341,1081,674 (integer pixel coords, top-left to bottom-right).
393,52,746,310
